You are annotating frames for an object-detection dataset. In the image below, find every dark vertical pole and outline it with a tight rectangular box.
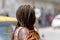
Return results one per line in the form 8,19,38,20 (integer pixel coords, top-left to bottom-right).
41,8,46,27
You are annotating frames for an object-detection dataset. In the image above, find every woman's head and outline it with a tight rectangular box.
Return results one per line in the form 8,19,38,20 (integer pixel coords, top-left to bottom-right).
16,5,36,29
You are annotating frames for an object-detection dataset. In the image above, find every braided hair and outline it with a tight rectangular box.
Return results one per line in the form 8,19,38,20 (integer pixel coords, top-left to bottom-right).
16,5,36,30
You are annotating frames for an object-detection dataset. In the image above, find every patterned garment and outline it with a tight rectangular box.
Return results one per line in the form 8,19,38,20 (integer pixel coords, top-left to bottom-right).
12,27,41,40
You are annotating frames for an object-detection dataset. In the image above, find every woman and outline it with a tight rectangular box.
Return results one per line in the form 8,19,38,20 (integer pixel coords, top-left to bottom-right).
12,5,41,40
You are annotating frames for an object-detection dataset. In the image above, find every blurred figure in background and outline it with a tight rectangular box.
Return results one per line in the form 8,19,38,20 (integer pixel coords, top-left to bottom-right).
46,13,55,26
12,5,41,40
34,8,41,30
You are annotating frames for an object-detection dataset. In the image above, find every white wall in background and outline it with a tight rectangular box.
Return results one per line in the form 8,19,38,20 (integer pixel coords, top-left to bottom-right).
0,0,4,13
0,0,2,9
5,0,16,17
34,0,54,14
4,0,33,17
16,0,33,6
2,0,54,17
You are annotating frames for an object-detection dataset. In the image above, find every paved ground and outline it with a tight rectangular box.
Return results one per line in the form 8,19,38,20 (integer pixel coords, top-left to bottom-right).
38,27,60,40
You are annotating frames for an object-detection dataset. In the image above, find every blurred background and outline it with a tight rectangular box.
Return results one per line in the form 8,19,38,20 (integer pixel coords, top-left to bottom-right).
0,0,60,40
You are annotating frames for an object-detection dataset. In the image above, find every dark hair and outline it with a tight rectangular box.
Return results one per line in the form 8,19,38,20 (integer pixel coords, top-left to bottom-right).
16,5,36,30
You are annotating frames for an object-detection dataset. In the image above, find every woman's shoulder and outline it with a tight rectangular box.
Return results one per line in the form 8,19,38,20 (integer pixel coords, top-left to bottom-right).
13,27,29,40
15,27,29,36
